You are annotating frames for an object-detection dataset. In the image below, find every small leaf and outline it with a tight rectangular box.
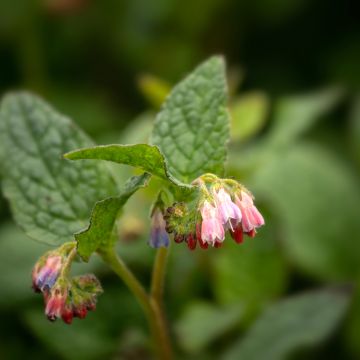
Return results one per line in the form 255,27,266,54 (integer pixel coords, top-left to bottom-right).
230,91,269,142
222,288,351,360
0,92,116,245
269,87,344,146
76,173,151,261
151,56,230,183
175,301,243,354
137,74,171,108
65,143,192,190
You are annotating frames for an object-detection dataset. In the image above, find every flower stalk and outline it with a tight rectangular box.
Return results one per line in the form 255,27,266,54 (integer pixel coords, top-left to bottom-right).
100,247,173,360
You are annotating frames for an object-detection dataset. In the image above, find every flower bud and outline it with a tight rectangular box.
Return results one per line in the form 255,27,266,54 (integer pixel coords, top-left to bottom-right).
45,287,67,322
186,233,197,250
149,208,170,248
32,255,63,293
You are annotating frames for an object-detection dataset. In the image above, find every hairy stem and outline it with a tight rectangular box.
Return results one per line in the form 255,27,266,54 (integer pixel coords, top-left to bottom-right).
100,248,172,359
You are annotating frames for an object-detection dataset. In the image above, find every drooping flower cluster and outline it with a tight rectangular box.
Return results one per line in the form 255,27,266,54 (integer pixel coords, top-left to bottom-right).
32,243,102,324
164,174,265,250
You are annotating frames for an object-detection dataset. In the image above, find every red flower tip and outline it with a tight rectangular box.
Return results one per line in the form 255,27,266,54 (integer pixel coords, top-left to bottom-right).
230,226,244,244
61,306,74,324
187,233,197,250
247,229,256,238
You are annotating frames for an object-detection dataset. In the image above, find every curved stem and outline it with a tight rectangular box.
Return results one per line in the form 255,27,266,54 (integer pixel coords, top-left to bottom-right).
151,247,169,302
100,249,150,316
100,248,173,360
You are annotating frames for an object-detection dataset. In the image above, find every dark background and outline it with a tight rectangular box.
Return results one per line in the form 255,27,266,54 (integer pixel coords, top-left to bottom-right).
0,0,359,359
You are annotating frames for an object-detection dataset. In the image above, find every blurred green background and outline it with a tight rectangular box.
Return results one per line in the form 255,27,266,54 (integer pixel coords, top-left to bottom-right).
0,0,359,359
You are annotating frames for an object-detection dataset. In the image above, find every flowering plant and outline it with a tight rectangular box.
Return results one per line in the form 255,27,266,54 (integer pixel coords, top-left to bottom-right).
0,56,265,359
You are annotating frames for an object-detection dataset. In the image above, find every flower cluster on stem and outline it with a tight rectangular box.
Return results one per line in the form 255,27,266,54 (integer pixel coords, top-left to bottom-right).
164,174,265,250
32,242,102,324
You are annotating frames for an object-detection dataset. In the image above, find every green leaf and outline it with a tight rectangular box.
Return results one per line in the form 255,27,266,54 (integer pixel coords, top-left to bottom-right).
230,91,269,142
222,288,351,360
252,143,360,280
345,281,360,357
137,74,171,109
212,221,287,318
269,87,344,146
65,143,192,190
76,173,150,261
75,173,150,261
175,302,243,354
151,56,230,183
0,92,116,245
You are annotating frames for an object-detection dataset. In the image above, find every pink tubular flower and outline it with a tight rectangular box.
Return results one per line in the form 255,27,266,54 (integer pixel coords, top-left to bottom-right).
200,200,225,246
214,188,242,230
45,288,67,321
32,255,63,292
235,191,265,234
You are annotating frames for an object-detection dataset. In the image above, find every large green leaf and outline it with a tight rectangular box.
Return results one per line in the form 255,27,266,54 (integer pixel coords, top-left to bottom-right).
151,56,230,183
76,173,151,261
222,288,351,360
175,302,243,354
251,143,360,280
0,92,116,245
212,221,287,317
269,87,344,146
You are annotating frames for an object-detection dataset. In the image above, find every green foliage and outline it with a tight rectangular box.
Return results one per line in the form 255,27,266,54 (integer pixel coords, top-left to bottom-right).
350,95,360,167
252,143,360,280
151,56,230,183
76,173,150,261
212,222,287,316
230,91,269,142
268,87,344,147
175,302,243,354
137,74,171,109
0,93,116,245
65,143,191,190
222,288,351,360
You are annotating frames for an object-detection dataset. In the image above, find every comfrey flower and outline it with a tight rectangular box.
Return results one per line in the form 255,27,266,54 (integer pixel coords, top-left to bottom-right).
149,208,170,248
213,188,242,231
235,190,265,236
32,254,63,292
200,200,225,246
44,286,67,321
164,174,265,250
32,242,102,324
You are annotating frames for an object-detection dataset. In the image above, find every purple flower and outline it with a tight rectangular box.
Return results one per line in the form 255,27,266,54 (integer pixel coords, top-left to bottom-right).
32,255,62,292
149,208,170,248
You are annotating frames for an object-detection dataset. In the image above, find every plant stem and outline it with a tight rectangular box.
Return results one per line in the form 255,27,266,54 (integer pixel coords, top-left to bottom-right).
100,248,173,359
151,247,169,302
